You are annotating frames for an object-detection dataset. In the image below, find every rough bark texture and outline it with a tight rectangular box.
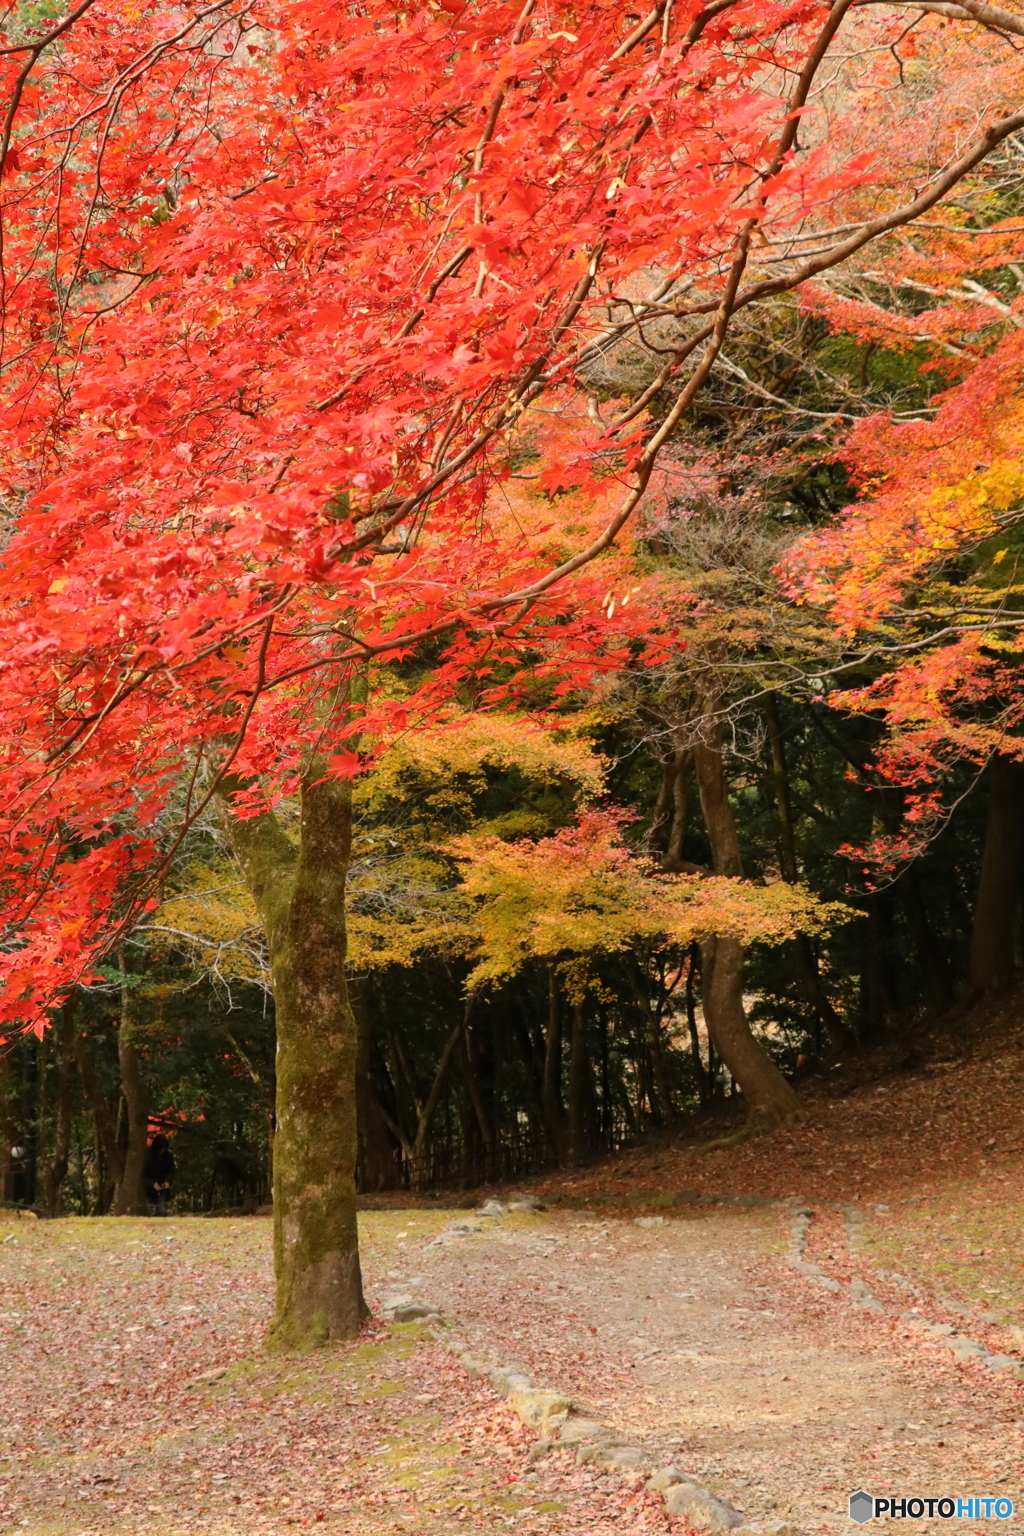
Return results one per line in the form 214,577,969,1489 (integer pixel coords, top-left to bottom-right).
691,715,802,1129
42,994,78,1218
224,769,368,1350
111,957,148,1216
969,753,1024,995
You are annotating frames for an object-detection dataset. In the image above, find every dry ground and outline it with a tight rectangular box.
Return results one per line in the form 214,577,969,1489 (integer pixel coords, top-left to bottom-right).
3,1030,1024,1535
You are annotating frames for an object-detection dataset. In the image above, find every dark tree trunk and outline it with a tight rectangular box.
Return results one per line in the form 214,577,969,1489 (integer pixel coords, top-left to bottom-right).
685,945,710,1107
970,753,1024,995
223,766,368,1349
691,713,802,1128
74,1027,122,1213
903,865,952,1013
111,954,147,1216
462,1005,495,1164
350,977,399,1193
598,1004,612,1145
567,997,596,1164
402,1019,463,1185
542,966,567,1164
0,1044,14,1205
765,693,855,1055
42,994,78,1218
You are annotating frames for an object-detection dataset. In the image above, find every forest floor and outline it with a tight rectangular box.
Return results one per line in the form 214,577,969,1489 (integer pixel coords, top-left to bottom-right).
2,1016,1023,1536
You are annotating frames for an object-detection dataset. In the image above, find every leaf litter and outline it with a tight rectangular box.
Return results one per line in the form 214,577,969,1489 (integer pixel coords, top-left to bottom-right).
0,1214,668,1535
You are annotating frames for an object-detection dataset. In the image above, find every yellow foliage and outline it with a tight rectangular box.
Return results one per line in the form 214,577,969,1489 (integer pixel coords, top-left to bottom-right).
449,812,851,989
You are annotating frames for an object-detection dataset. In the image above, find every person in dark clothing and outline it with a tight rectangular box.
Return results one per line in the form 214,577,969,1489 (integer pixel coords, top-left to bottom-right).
144,1134,176,1216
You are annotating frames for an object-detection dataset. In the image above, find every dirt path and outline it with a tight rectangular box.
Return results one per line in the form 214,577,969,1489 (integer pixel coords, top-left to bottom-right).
382,1201,1024,1534
2,1201,1022,1535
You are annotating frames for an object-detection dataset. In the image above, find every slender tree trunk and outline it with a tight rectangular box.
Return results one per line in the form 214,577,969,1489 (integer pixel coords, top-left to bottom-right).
765,693,855,1055
629,960,673,1122
542,966,567,1164
685,946,710,1108
42,994,78,1218
903,865,952,1013
74,1027,122,1212
970,753,1024,995
691,712,802,1128
111,954,147,1216
462,1005,495,1164
567,997,597,1164
350,977,399,1193
411,1022,461,1161
0,1044,14,1205
223,766,368,1349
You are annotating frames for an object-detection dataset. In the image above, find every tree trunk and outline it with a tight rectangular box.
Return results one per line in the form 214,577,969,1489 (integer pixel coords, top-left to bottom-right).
350,977,399,1193
462,1005,495,1165
969,753,1024,995
74,1026,122,1212
111,952,147,1216
0,1043,14,1205
542,966,567,1164
42,994,78,1218
903,865,952,1014
223,767,368,1350
567,997,596,1165
764,692,855,1056
685,945,711,1108
691,713,802,1128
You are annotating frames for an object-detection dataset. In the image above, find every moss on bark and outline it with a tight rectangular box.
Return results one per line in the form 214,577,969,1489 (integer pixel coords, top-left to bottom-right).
224,767,368,1349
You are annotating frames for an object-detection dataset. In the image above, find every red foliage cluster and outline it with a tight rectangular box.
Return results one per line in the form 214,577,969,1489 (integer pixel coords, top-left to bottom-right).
1,0,1021,1021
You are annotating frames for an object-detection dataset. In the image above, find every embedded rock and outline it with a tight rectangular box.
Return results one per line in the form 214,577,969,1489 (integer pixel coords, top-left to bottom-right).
489,1365,532,1396
577,1441,649,1472
392,1301,443,1323
507,1386,571,1434
556,1418,620,1446
647,1465,687,1492
664,1482,745,1530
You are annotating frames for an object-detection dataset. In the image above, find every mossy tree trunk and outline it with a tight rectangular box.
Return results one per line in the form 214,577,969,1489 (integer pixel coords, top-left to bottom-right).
222,765,368,1349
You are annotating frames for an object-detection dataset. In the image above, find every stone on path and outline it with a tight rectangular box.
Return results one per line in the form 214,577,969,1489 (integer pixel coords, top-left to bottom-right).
391,1301,443,1323
577,1442,649,1472
647,1464,687,1492
506,1386,570,1434
663,1481,746,1531
556,1418,622,1446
